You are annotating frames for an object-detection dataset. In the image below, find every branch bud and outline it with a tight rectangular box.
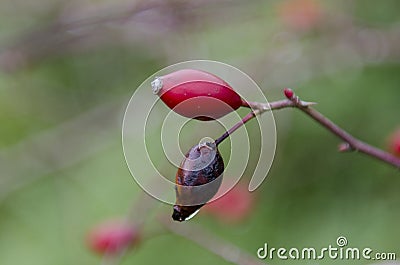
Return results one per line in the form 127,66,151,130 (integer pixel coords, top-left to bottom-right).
284,88,294,99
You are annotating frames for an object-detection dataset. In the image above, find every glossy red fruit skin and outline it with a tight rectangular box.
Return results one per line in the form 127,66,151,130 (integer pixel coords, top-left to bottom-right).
152,69,243,120
172,142,224,222
87,220,139,255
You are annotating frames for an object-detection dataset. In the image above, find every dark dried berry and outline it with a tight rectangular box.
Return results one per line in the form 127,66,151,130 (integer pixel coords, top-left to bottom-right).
172,141,224,221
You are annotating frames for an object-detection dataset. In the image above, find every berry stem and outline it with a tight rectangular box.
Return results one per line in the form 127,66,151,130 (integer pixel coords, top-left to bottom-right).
216,97,315,147
218,89,400,169
216,98,315,146
215,111,257,146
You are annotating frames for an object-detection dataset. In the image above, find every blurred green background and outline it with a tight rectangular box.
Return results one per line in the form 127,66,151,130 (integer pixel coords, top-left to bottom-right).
0,0,399,264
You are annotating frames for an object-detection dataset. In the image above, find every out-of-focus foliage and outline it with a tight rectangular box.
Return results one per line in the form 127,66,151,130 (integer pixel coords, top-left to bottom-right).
0,1,399,265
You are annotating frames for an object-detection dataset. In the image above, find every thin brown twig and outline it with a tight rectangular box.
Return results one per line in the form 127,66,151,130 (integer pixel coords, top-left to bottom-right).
221,89,400,169
294,104,400,168
215,111,257,146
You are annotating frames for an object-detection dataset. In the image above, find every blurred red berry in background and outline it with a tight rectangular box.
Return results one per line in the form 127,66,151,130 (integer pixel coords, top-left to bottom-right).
203,182,255,223
277,0,323,32
86,219,140,255
387,128,400,157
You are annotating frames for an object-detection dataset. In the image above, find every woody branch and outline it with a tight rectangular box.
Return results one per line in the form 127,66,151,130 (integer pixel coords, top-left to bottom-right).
219,88,400,169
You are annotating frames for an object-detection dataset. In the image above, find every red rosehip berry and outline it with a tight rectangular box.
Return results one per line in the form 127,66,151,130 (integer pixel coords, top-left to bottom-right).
203,181,255,223
173,141,224,222
86,219,140,255
152,69,243,120
387,128,400,157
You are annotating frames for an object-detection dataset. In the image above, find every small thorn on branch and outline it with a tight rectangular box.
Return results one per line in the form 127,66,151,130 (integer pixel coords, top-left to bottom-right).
300,101,317,107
